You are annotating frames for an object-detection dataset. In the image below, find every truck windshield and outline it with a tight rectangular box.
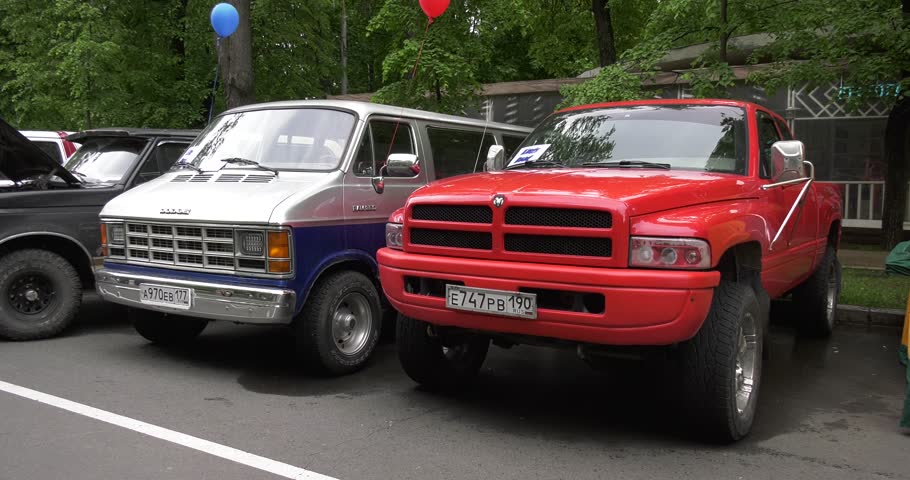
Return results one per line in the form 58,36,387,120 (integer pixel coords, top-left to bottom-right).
181,108,357,172
510,105,748,175
64,137,146,184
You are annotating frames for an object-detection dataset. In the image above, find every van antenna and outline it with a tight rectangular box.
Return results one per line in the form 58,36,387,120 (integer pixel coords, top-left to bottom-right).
472,99,492,173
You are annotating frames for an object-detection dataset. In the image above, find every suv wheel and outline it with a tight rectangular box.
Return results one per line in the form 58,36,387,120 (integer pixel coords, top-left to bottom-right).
0,249,82,340
397,314,490,390
680,281,764,442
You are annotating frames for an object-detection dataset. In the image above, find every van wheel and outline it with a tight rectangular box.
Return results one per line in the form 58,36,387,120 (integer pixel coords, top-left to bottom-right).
680,281,763,442
0,249,82,341
130,309,208,345
792,246,840,338
397,314,490,390
296,271,382,375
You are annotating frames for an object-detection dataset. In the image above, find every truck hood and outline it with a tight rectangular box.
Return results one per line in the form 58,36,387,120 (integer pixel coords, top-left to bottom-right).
410,169,758,217
100,170,337,224
0,117,80,184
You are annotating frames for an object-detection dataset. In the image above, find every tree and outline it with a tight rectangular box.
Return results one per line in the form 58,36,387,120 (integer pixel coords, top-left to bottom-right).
592,0,616,66
217,0,254,109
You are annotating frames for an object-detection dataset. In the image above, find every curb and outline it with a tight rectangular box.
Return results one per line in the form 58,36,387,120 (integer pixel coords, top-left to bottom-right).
836,304,905,328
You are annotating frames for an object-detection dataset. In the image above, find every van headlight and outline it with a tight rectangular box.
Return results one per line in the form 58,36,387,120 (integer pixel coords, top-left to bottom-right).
629,237,710,269
108,224,125,245
386,223,404,250
236,230,265,256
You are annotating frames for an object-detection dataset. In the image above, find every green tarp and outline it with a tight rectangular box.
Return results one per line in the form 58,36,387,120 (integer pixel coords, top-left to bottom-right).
886,241,910,276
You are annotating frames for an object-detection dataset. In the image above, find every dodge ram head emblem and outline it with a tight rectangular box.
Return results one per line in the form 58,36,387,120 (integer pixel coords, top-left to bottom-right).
492,195,505,208
160,208,191,215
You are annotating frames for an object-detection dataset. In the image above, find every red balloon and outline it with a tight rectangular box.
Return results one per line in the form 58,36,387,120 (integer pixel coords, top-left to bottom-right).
419,0,450,19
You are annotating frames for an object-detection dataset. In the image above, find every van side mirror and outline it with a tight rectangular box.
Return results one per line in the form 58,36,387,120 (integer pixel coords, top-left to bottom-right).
386,153,419,177
484,145,505,171
770,140,806,183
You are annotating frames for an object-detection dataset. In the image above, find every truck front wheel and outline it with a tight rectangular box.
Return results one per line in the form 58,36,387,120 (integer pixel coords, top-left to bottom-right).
0,249,82,341
397,314,490,390
296,271,382,376
680,281,764,442
130,309,208,345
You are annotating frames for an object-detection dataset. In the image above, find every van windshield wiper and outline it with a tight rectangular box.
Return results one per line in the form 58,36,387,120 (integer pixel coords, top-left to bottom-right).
219,157,279,176
175,163,205,174
505,159,567,170
580,160,671,170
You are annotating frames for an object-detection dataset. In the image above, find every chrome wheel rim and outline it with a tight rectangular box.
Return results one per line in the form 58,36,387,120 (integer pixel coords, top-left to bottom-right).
825,264,837,328
735,312,759,415
8,273,54,315
331,292,372,355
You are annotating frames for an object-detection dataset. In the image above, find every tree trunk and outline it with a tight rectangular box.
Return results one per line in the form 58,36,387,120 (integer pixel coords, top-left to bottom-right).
340,0,348,95
217,0,255,109
880,0,910,249
719,0,729,62
592,0,616,67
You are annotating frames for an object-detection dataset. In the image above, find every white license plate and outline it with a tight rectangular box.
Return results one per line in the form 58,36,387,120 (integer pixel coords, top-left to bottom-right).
138,284,192,309
445,285,537,319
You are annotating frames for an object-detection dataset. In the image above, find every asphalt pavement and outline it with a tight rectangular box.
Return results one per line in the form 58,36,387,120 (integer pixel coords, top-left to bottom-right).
0,294,907,480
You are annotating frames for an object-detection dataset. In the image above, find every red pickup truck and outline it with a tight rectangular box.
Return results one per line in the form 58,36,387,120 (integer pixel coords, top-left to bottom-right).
377,99,842,442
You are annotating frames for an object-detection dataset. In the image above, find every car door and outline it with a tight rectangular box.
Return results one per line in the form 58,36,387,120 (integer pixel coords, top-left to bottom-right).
343,117,428,253
757,110,818,293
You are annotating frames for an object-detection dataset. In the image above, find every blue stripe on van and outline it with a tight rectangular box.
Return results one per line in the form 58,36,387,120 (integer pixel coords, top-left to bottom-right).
103,221,387,316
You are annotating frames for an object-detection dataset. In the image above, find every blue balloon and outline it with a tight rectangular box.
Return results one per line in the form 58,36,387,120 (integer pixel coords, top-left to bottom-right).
210,3,239,38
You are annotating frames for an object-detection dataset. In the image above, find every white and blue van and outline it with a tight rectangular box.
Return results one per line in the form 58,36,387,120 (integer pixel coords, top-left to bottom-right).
95,100,530,374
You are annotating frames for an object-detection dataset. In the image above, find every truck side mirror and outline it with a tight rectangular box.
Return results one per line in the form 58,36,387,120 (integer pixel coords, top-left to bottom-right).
484,145,505,171
770,140,807,183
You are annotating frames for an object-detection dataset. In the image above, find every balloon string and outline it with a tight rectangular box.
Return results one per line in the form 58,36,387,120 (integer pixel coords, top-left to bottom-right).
384,17,433,166
208,37,222,124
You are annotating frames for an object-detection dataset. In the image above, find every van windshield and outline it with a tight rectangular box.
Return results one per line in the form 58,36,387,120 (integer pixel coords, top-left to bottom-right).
180,108,357,172
509,105,748,175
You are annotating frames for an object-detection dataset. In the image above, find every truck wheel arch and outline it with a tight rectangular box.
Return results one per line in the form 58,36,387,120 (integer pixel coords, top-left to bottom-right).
0,233,95,289
296,252,380,313
715,241,769,326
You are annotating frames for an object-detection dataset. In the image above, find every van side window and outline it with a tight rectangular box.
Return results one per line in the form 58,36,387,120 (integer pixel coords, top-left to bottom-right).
757,112,781,179
137,141,189,184
502,135,526,159
353,120,415,177
427,127,496,179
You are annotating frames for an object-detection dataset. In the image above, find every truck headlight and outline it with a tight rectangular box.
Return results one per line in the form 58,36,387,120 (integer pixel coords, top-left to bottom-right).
386,223,404,250
629,237,710,269
236,230,265,256
108,223,125,245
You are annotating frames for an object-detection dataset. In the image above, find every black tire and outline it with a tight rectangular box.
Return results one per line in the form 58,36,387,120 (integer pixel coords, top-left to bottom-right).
397,314,490,390
792,246,840,338
680,281,764,442
130,308,208,345
296,271,382,376
0,249,82,341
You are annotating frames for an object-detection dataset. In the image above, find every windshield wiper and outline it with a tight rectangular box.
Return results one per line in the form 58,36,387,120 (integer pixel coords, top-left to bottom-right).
219,157,279,176
175,163,205,174
580,160,671,170
505,159,567,170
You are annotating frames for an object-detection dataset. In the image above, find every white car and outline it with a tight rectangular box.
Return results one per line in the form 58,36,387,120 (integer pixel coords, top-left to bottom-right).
21,130,80,164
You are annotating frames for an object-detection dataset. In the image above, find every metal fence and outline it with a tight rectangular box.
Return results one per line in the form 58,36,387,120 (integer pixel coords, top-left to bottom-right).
825,181,910,229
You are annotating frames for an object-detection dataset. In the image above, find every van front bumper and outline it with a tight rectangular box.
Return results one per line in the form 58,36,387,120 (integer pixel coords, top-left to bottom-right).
95,268,296,325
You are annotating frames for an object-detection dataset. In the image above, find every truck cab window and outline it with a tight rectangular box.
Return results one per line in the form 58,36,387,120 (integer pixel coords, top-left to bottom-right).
137,141,189,184
757,112,782,179
353,120,415,177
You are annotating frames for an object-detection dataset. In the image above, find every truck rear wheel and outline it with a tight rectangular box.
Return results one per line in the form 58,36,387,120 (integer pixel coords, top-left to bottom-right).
130,309,208,345
680,281,763,442
296,271,382,376
397,314,490,390
0,249,82,341
792,246,840,338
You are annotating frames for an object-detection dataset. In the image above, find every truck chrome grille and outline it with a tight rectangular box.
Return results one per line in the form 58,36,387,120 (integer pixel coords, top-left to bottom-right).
114,222,270,274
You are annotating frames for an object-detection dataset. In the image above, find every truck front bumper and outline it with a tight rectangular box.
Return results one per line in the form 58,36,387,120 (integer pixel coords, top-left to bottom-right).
95,268,296,325
378,248,722,346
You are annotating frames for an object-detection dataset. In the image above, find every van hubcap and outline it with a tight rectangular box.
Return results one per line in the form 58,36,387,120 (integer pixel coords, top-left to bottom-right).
331,292,372,355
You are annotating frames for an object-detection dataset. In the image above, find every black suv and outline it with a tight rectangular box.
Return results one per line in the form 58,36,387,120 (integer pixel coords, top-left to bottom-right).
0,118,198,340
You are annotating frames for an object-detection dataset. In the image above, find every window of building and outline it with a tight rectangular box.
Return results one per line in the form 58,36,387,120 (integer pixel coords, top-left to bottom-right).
427,127,496,179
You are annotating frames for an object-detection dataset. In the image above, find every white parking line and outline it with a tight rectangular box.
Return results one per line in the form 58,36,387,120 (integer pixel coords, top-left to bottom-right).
0,380,338,480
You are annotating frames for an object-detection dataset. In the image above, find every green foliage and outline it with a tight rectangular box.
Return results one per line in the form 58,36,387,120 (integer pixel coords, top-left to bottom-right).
557,64,646,108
